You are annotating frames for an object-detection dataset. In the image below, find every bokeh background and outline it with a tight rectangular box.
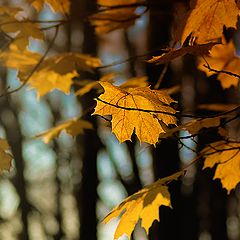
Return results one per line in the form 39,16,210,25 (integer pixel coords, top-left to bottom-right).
0,0,239,239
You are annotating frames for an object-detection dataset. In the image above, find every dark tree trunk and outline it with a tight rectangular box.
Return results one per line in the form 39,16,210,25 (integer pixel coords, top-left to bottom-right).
71,1,100,240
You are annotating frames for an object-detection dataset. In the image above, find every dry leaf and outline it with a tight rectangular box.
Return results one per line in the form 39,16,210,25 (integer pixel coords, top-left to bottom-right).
36,119,93,143
203,141,240,193
0,138,13,172
198,41,240,88
93,82,177,144
148,42,219,65
176,0,240,44
103,171,184,239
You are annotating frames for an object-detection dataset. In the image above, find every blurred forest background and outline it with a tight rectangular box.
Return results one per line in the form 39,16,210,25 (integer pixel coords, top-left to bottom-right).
0,0,239,240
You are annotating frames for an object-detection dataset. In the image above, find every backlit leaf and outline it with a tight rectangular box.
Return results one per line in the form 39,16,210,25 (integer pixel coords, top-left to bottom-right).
0,7,43,49
89,0,145,34
93,82,177,145
36,118,93,143
103,171,184,239
198,41,240,88
0,50,102,98
176,0,240,44
203,141,240,193
159,117,221,138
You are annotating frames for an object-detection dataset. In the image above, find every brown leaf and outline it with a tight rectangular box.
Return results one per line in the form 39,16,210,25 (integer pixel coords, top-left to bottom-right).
148,41,220,65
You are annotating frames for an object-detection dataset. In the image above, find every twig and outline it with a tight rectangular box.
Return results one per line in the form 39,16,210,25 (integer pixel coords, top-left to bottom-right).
203,63,240,79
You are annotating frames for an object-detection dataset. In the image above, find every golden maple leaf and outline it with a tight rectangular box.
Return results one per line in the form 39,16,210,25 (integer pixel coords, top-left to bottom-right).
0,46,41,73
198,41,240,88
176,0,240,44
93,82,177,145
89,0,144,34
160,117,221,138
103,171,184,239
202,141,240,193
0,138,13,172
27,0,71,14
36,118,93,143
75,75,148,97
0,50,102,98
0,7,43,50
148,42,220,65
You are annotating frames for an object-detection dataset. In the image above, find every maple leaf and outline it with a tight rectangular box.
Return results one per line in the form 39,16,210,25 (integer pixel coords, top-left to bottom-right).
0,138,13,172
202,141,240,193
148,42,220,65
0,46,41,73
103,171,184,239
89,0,145,34
75,73,116,97
0,7,43,50
0,50,101,98
120,76,148,88
198,41,240,88
36,118,93,144
27,0,71,14
176,0,240,44
75,75,148,97
93,82,177,145
159,117,220,138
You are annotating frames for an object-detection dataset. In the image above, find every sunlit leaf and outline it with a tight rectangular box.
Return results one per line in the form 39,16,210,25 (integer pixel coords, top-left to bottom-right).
176,0,240,44
103,171,184,239
203,141,240,193
93,82,177,144
89,0,145,34
198,41,240,88
36,118,93,143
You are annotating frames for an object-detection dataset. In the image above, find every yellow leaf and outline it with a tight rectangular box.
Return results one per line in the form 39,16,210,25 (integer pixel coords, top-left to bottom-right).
0,50,102,98
176,0,240,44
120,76,148,88
75,73,116,97
198,41,240,88
202,141,240,193
159,117,220,138
89,0,143,34
103,171,184,239
0,47,41,74
148,41,220,65
0,7,43,50
93,82,177,144
36,118,93,144
0,138,13,172
27,0,71,14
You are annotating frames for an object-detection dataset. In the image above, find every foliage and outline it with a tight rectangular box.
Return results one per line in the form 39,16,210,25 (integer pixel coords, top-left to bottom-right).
0,0,239,239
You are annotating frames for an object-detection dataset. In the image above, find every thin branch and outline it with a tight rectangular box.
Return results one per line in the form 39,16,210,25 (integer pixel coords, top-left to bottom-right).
203,63,240,79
